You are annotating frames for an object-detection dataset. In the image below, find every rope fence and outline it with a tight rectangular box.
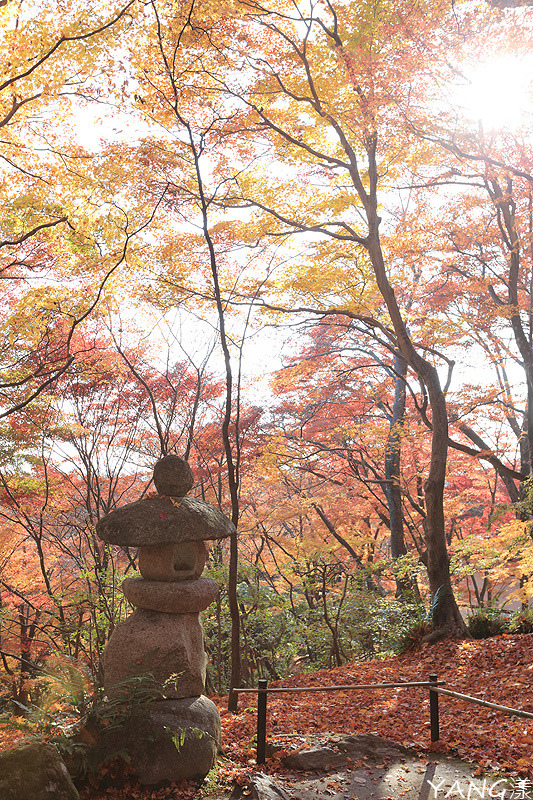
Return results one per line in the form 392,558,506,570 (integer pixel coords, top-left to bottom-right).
231,675,533,764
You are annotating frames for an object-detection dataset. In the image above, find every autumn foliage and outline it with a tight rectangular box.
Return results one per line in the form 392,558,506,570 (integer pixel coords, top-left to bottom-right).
2,0,533,794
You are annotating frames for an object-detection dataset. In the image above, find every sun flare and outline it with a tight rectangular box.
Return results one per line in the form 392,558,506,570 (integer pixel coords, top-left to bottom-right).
456,55,533,131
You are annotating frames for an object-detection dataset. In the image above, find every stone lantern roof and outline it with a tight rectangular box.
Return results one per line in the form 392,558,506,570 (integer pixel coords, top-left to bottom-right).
95,454,235,547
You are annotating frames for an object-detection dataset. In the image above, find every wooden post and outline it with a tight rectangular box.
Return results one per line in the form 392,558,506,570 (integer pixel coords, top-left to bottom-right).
429,673,440,742
256,679,268,764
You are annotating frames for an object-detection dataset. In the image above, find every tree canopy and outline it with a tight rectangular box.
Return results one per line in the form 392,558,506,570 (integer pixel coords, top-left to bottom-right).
1,0,533,728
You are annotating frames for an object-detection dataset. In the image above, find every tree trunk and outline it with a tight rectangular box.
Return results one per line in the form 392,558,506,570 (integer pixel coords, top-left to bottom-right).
384,351,419,599
366,225,467,639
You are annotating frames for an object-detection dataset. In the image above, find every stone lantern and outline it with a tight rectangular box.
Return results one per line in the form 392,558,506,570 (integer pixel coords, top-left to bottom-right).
95,455,235,784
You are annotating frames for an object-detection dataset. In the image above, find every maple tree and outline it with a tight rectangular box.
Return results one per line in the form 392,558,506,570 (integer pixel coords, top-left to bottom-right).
84,0,291,705
0,0,148,417
192,0,479,638
263,319,425,594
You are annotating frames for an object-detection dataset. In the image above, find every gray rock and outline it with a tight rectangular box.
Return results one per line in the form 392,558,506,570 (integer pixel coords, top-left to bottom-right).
282,746,347,771
333,733,409,759
231,773,291,800
153,455,194,497
99,695,220,784
102,609,207,699
123,575,219,612
96,495,235,547
0,742,79,800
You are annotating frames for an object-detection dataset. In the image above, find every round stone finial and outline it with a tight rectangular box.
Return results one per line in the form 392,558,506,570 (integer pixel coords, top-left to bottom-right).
153,455,194,497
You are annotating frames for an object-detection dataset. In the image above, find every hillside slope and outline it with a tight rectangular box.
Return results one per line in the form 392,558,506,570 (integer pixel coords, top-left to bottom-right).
217,635,533,777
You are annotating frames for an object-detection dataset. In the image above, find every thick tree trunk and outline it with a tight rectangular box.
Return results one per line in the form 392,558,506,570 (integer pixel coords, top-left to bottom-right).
366,225,467,638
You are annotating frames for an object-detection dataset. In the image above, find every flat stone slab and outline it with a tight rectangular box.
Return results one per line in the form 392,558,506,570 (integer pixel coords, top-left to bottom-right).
123,576,219,612
283,746,347,771
272,735,515,800
231,773,291,800
334,732,410,759
96,495,235,546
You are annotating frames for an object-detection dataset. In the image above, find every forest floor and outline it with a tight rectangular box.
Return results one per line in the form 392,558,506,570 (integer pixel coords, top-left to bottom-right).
2,633,533,799
214,633,533,780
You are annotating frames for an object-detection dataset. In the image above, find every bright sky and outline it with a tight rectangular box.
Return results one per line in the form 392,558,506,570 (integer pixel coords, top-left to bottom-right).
455,54,533,131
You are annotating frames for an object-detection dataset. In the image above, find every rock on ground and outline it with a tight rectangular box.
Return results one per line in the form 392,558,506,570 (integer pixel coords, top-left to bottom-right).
230,773,291,800
280,734,419,772
0,741,79,800
98,694,221,784
282,746,347,771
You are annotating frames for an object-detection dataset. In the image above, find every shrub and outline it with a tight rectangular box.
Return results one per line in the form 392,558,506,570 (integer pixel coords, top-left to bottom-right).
344,596,430,658
509,608,533,634
396,618,433,653
466,607,510,639
0,658,165,785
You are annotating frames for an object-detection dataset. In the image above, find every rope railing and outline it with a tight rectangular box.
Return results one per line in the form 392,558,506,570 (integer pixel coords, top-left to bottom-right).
233,680,443,693
430,686,533,719
232,675,533,764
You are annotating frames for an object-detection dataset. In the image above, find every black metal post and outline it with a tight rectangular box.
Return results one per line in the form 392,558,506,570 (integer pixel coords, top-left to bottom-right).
256,679,268,764
429,673,439,742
